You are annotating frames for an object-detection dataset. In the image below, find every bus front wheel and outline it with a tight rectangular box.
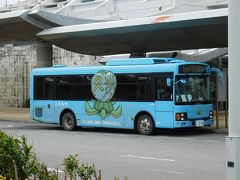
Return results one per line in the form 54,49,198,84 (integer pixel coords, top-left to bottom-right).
61,112,76,131
137,114,154,135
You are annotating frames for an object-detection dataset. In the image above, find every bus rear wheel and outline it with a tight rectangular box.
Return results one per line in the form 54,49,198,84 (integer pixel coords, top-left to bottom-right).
137,114,154,135
61,112,76,131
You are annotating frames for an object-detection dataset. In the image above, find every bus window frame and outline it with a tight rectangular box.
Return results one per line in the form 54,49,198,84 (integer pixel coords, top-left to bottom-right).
33,72,175,102
34,75,56,100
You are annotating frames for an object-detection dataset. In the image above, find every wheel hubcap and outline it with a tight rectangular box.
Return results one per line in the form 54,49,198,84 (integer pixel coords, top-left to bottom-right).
140,118,151,132
64,115,73,128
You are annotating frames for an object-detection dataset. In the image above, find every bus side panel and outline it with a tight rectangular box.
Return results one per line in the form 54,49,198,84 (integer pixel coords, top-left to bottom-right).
29,76,34,120
55,101,123,128
55,101,155,129
53,101,101,126
155,101,174,128
100,102,155,129
32,100,55,123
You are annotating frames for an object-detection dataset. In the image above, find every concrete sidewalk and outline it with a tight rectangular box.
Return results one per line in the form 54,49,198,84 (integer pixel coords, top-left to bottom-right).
0,108,30,122
0,108,228,133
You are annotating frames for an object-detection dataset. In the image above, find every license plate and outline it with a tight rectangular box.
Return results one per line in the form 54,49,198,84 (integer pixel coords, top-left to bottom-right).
196,120,204,127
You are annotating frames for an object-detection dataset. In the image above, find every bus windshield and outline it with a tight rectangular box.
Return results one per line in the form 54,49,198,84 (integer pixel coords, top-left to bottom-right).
175,76,210,105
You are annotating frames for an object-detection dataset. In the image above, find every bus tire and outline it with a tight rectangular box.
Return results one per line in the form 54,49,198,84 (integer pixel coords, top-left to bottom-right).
61,112,76,131
137,114,154,135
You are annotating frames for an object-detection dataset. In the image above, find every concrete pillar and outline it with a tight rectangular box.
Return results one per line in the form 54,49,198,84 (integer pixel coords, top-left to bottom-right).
36,42,52,67
226,1,240,180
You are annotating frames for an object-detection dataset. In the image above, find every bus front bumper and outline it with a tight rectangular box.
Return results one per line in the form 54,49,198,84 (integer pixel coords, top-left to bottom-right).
175,119,214,128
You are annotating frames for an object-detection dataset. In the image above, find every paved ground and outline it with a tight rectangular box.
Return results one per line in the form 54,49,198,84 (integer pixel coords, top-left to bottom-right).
0,120,226,180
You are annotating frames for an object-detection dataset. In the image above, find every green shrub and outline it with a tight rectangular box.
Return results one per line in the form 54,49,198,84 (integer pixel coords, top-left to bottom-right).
0,130,56,179
77,163,96,180
63,154,98,180
0,131,36,178
63,154,79,178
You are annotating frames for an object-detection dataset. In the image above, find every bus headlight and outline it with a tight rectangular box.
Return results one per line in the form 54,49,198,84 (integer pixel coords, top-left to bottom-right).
209,111,213,119
176,113,187,121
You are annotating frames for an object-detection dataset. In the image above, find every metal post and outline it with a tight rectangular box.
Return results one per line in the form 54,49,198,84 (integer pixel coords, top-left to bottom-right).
225,70,228,129
216,75,219,129
226,1,240,180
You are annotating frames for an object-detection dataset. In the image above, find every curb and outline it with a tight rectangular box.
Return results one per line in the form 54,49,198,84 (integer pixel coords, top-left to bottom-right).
0,119,34,123
211,128,228,134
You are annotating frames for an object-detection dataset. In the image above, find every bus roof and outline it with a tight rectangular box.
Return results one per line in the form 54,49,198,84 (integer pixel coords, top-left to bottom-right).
31,58,208,76
105,58,185,66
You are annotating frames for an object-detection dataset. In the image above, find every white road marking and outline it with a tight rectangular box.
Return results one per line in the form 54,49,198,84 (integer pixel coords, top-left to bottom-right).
120,155,176,162
146,168,186,175
6,124,13,128
166,170,184,174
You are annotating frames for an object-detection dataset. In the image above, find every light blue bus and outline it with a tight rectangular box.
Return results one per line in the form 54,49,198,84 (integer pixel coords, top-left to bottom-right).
30,58,216,135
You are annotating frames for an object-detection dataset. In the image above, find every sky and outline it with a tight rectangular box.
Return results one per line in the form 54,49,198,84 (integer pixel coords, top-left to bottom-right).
0,0,19,7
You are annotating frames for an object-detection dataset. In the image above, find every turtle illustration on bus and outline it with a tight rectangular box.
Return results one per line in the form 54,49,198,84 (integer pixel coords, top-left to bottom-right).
85,70,122,119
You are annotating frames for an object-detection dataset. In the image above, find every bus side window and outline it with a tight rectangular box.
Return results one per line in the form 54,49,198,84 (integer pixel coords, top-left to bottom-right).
44,76,55,100
34,76,55,100
156,77,172,101
34,76,44,100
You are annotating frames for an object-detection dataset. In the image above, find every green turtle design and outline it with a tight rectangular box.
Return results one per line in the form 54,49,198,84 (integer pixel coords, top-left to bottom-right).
85,70,122,119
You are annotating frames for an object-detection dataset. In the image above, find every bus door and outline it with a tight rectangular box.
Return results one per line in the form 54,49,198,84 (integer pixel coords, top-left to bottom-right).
33,76,55,123
155,76,174,128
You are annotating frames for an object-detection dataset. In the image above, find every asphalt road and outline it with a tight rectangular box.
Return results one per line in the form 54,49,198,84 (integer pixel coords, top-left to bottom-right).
0,120,226,180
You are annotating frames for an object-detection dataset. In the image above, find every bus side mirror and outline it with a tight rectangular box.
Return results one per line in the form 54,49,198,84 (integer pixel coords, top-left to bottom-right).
174,79,187,85
166,78,172,87
180,79,187,84
211,68,224,83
